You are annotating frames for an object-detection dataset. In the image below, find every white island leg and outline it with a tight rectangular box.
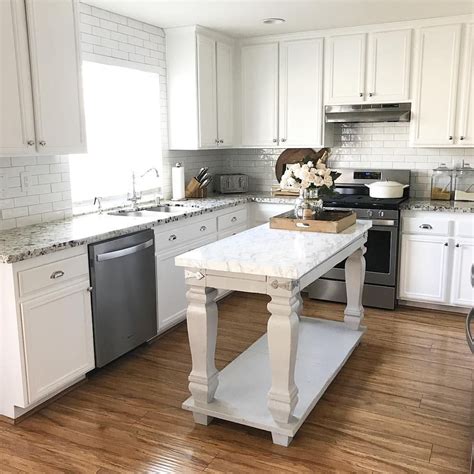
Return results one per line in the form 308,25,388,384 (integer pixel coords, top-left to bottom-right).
344,246,367,330
266,281,300,446
186,284,219,425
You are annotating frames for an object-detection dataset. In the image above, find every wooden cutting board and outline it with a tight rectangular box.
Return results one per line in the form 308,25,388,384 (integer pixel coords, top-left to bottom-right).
275,147,330,182
270,210,356,233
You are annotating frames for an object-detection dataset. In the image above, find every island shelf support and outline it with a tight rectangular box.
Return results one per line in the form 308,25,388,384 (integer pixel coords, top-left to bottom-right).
344,245,367,330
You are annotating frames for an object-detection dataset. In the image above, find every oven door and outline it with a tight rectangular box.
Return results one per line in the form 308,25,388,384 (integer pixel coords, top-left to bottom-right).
322,221,398,286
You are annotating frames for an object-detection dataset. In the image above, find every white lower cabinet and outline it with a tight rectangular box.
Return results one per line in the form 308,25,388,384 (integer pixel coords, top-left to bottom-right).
0,247,94,419
451,239,474,306
156,235,216,333
20,281,94,404
155,205,249,333
399,211,474,308
399,234,450,303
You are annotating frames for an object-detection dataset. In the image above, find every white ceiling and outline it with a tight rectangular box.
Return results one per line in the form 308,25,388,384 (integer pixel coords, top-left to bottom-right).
85,0,473,38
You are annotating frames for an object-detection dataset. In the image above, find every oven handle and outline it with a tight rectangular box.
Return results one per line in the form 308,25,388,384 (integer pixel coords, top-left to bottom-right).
366,219,396,227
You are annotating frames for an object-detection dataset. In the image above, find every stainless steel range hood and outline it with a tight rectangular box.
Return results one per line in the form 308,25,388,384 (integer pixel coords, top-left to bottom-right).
325,103,411,123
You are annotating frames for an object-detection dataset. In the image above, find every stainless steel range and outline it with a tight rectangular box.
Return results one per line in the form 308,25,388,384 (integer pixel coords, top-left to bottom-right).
308,168,411,310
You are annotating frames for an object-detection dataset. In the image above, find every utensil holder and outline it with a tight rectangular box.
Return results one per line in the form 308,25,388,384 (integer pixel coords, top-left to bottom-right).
185,178,208,198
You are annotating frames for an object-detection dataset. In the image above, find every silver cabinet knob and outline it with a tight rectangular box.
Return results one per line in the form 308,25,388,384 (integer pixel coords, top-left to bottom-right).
359,92,364,97
455,243,460,248
448,136,453,140
419,224,432,229
169,234,177,241
27,140,34,146
444,242,449,246
460,136,465,140
39,140,46,146
50,270,65,279
369,92,374,97
231,216,237,222
219,139,223,144
87,286,93,292
272,138,278,143
215,139,219,144
281,138,287,142
200,226,207,232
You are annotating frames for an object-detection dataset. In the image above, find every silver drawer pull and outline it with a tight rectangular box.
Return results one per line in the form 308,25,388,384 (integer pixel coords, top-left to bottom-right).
419,224,432,230
296,223,310,228
231,216,237,222
200,226,207,232
50,270,65,279
169,234,177,241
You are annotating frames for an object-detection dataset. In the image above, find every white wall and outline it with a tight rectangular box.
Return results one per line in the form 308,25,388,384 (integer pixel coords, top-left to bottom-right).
222,123,474,197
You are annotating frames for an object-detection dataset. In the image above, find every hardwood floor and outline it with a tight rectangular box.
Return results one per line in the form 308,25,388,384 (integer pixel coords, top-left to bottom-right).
0,293,472,472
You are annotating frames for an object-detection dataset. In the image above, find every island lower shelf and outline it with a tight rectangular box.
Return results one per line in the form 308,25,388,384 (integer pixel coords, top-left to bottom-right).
183,317,365,440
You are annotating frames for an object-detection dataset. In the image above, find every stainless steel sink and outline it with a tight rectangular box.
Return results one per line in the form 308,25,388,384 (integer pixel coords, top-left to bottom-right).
145,205,197,213
108,205,197,218
108,210,164,218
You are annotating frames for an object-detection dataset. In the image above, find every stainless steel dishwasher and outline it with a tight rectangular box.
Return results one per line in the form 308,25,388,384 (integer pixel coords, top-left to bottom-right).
89,229,157,367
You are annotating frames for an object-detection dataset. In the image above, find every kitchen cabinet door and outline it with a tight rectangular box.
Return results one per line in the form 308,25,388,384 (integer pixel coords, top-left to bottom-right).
451,239,474,307
325,33,367,104
197,34,218,148
0,0,35,156
457,24,474,146
156,236,216,333
216,41,234,147
279,38,323,147
20,281,94,404
411,24,462,146
241,43,279,146
25,0,86,154
366,29,412,102
399,234,450,303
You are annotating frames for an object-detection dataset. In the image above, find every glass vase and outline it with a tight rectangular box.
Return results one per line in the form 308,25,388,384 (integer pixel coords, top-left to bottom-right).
294,188,324,219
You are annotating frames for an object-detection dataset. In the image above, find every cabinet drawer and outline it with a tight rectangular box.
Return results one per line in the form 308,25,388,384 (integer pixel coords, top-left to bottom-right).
218,208,248,231
402,217,450,236
155,217,217,252
18,254,89,298
218,224,248,240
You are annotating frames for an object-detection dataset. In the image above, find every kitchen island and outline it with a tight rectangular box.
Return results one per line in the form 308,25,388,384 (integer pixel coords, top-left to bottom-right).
175,221,372,446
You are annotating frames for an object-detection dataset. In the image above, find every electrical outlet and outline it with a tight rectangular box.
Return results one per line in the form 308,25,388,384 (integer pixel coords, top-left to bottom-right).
0,173,6,199
20,171,30,191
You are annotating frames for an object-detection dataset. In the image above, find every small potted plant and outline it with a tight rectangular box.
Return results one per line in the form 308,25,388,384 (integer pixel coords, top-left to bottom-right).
280,158,340,218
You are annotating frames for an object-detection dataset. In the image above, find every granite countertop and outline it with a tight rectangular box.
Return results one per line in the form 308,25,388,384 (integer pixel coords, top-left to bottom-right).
176,221,372,279
0,193,297,264
401,198,474,213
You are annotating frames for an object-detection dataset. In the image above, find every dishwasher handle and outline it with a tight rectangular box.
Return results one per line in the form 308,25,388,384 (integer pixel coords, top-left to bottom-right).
96,238,154,262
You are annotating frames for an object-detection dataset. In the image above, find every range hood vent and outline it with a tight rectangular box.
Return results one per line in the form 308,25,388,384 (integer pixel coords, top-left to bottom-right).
325,103,411,123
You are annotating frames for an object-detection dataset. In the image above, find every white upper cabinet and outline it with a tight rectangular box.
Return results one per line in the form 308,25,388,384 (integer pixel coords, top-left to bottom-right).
1,0,86,157
457,24,474,146
279,39,323,147
366,29,412,102
197,34,218,148
325,30,412,104
167,26,234,150
216,41,234,147
325,33,367,104
411,24,462,146
241,43,279,147
0,0,35,156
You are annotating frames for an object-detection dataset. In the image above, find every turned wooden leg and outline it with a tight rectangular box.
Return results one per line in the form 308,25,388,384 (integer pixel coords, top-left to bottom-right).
186,285,219,407
267,287,300,424
344,246,366,330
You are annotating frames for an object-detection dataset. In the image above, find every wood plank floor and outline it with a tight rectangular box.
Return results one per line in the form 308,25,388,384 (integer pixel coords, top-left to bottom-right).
1,293,472,472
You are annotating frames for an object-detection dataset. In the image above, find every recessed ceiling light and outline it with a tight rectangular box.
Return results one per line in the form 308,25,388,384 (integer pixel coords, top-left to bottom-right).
263,18,286,25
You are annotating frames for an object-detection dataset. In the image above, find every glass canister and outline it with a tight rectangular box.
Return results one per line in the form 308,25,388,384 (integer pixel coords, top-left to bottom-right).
454,163,474,201
430,164,452,201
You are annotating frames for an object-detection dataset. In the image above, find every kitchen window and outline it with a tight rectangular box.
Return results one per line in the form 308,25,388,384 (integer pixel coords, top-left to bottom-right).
69,61,162,211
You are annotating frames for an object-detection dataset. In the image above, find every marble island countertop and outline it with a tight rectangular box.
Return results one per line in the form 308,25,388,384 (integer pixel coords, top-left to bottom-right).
175,221,372,280
0,193,296,264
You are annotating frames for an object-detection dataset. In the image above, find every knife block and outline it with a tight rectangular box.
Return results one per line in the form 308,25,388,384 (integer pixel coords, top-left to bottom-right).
185,177,208,198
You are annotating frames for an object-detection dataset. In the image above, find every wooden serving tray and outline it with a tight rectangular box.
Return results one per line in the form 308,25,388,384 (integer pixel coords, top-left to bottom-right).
270,210,356,233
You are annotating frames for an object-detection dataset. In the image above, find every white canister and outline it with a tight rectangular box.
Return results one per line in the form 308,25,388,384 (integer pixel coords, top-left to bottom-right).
171,163,185,200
